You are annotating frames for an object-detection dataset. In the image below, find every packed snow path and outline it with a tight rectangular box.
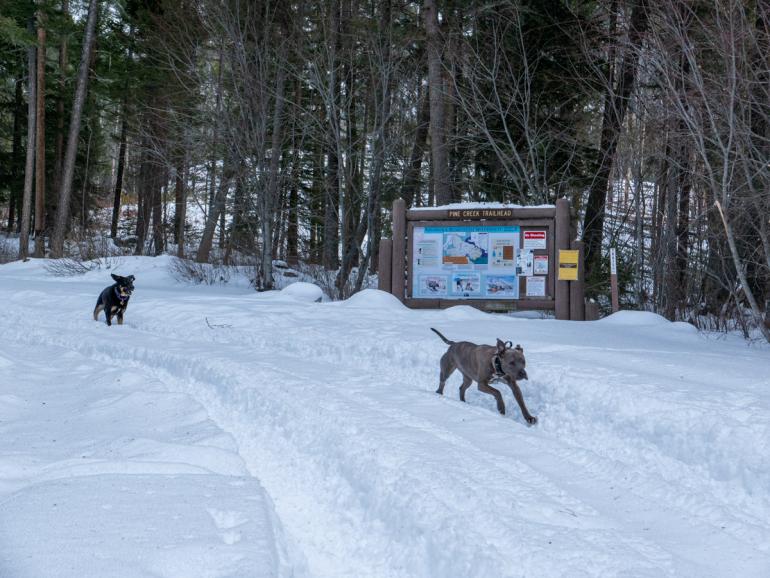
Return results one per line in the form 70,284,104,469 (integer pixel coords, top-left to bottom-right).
1,256,769,577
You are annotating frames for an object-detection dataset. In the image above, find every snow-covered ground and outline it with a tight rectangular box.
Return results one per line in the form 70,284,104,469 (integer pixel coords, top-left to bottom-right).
1,256,769,577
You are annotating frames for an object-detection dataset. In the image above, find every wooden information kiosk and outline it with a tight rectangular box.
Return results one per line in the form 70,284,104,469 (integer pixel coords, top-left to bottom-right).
378,198,587,321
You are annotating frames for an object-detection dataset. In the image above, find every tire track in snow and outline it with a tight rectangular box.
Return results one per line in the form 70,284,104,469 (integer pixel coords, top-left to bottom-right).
215,316,770,573
0,305,678,577
2,285,769,576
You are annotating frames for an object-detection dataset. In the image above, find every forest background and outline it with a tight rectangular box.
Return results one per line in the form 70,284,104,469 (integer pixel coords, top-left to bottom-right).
1,0,769,340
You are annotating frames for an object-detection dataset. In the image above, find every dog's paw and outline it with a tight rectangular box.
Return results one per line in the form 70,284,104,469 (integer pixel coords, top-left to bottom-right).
526,415,538,425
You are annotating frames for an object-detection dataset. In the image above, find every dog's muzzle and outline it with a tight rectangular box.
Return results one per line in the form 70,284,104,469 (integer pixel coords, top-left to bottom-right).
517,369,528,381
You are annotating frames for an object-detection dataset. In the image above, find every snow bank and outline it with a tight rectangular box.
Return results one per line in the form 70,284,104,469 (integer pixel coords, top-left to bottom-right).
280,282,323,302
338,288,407,310
597,309,672,326
597,310,699,333
441,304,490,320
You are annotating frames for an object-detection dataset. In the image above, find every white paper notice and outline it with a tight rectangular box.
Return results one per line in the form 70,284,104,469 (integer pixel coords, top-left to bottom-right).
526,276,546,297
534,255,548,275
523,230,547,250
416,240,439,268
610,247,617,275
516,250,534,277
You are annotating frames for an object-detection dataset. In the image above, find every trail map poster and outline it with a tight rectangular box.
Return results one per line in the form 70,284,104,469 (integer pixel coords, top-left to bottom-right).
412,225,520,299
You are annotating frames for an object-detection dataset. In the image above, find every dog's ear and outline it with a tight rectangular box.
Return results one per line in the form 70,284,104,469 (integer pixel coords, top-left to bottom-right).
111,273,122,282
496,339,506,353
515,344,524,352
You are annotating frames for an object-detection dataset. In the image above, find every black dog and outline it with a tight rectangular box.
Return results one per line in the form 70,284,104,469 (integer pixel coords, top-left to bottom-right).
93,274,135,326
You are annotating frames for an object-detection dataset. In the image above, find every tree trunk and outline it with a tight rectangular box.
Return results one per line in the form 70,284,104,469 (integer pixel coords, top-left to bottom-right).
79,123,93,230
715,201,770,343
663,139,679,320
151,165,164,255
582,0,649,284
174,152,187,257
259,35,289,290
8,76,23,232
34,4,47,258
19,32,37,261
423,0,451,205
336,46,363,296
310,144,324,263
50,0,99,258
323,146,340,269
401,83,430,207
652,148,667,309
218,200,226,250
355,0,392,289
134,146,151,255
52,0,69,224
207,46,224,216
287,182,299,265
443,0,461,203
323,0,341,270
110,103,128,239
674,135,691,313
197,152,234,263
286,78,302,266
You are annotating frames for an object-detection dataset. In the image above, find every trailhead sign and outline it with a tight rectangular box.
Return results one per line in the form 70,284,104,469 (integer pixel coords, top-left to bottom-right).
379,199,586,320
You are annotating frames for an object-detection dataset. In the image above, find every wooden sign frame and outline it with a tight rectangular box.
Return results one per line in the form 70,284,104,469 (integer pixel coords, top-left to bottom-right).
378,199,586,320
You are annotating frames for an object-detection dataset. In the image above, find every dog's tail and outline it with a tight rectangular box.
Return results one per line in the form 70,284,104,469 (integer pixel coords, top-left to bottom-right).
430,327,454,345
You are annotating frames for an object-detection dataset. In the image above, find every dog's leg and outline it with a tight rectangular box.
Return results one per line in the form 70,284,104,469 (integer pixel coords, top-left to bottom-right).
117,311,124,325
459,375,472,402
437,353,456,395
505,379,537,424
478,381,506,414
105,310,112,326
93,304,104,321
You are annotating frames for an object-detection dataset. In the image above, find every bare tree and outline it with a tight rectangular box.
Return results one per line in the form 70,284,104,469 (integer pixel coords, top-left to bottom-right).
400,81,430,207
582,0,649,283
259,29,290,289
647,0,770,341
50,0,99,257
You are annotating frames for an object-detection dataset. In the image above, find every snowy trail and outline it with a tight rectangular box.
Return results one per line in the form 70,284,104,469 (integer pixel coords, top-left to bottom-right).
0,313,298,577
1,257,770,577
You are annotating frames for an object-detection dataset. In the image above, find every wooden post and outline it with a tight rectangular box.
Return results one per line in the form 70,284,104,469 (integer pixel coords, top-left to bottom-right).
610,247,619,313
570,240,585,321
391,198,406,301
378,238,392,292
555,198,570,320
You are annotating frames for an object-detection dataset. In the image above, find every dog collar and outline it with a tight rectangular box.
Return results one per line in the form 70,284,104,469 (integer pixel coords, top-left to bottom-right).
114,287,129,302
492,355,505,377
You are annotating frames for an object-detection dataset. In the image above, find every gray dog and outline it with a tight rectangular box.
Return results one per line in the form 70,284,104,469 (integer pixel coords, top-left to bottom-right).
431,328,537,424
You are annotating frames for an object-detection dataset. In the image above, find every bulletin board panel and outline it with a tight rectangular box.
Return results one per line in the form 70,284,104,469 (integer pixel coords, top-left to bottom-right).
404,219,555,311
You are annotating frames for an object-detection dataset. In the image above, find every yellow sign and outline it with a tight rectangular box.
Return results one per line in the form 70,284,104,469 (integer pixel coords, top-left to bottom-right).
558,249,579,281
